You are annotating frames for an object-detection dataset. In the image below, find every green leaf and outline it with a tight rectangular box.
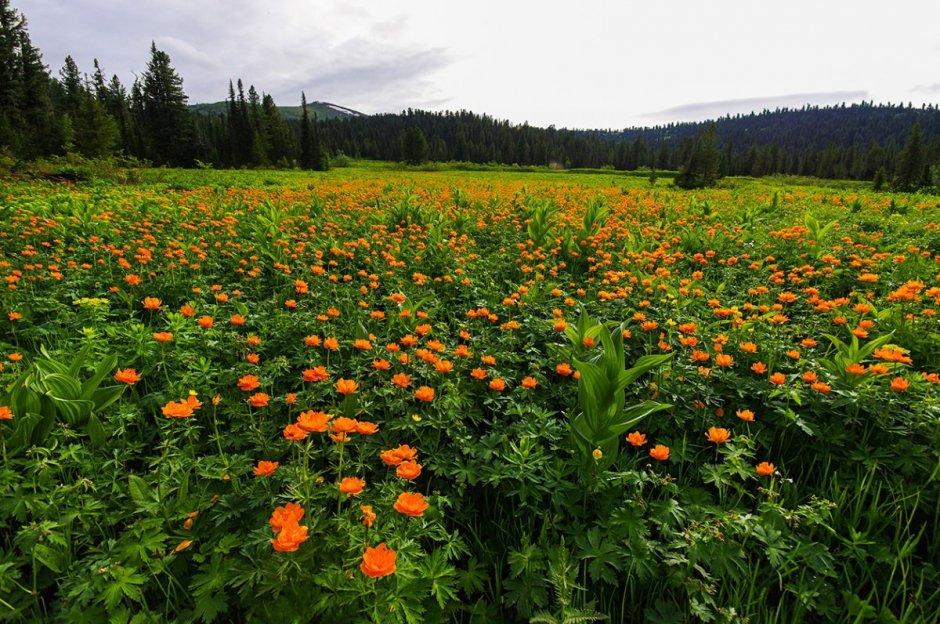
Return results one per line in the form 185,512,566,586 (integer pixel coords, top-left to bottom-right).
193,592,228,624
81,354,118,400
616,354,673,392
602,401,672,441
128,475,157,513
86,414,106,447
91,385,125,413
41,373,83,400
48,396,94,426
32,543,65,574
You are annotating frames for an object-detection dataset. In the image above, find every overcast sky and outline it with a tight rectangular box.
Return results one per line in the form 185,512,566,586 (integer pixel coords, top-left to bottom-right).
15,0,940,129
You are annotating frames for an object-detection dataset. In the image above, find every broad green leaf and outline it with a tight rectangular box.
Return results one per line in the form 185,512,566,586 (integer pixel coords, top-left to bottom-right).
80,353,118,400
41,373,82,401
86,413,106,447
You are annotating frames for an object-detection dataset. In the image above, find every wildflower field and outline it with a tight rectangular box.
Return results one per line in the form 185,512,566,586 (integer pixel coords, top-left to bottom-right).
0,167,938,623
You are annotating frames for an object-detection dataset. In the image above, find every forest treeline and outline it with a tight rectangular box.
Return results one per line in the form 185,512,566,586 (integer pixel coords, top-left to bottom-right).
1,0,938,188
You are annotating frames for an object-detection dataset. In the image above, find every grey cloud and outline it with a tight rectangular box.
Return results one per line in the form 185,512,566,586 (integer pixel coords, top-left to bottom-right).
263,46,454,111
18,0,454,110
643,91,869,122
911,83,940,94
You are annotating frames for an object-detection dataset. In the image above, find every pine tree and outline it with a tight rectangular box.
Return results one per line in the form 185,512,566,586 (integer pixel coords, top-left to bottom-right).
675,123,721,189
139,42,193,165
892,122,926,192
310,112,327,171
299,91,312,169
401,126,429,165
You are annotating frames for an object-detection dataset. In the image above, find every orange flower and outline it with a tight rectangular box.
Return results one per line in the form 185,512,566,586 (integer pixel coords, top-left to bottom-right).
846,363,866,375
142,297,162,310
393,492,429,517
890,377,910,392
360,505,376,528
336,378,359,395
488,378,506,391
739,342,757,353
715,354,734,367
197,315,214,328
180,305,196,317
373,358,391,371
396,460,422,479
323,337,340,351
414,386,435,401
811,381,832,393
296,410,331,432
755,462,776,476
272,522,308,552
248,392,270,408
269,502,305,532
706,427,731,443
768,372,786,385
162,400,194,419
521,376,538,389
7,311,22,321
751,362,767,374
626,431,647,447
381,445,418,466
802,371,818,383
356,421,379,435
353,339,372,350
283,423,308,441
470,367,487,380
339,476,366,496
690,350,710,363
331,417,360,434
302,366,329,382
360,543,397,578
391,373,411,388
735,409,755,422
246,353,260,364
0,406,13,420
153,331,173,342
649,444,670,461
555,362,573,376
253,460,279,476
237,374,261,392
114,368,141,385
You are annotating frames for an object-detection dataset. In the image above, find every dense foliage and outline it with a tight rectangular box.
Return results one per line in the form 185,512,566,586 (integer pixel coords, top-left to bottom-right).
0,167,938,623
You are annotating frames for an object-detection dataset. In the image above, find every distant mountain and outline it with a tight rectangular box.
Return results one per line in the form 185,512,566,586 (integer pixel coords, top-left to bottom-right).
190,100,362,122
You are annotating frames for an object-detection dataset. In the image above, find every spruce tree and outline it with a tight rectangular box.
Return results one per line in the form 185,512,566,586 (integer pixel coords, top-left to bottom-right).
139,42,193,165
892,122,926,192
675,122,721,189
401,126,429,165
299,91,312,169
